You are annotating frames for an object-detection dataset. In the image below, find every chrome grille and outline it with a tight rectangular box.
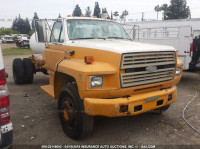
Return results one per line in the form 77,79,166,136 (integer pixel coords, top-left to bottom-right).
121,68,175,88
120,52,176,88
121,52,175,69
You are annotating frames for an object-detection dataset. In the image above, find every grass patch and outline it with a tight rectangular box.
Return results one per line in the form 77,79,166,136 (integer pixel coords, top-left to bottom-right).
2,48,34,56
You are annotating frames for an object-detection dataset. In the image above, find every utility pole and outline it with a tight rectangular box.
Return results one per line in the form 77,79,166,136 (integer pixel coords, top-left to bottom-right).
141,12,144,22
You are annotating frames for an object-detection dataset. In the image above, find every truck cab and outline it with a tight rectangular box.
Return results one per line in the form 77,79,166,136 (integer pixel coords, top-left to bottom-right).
13,17,183,140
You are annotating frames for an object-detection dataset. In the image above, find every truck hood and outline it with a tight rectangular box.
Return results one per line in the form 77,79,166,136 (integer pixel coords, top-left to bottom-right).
67,39,176,54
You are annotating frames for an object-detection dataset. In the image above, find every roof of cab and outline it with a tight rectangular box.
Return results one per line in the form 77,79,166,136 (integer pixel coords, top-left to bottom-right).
65,17,114,22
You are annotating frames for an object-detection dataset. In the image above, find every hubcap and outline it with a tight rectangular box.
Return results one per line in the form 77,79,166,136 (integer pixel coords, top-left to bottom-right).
63,107,69,120
62,97,76,128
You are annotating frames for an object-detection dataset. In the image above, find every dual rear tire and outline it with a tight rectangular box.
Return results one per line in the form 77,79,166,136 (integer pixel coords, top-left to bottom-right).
12,58,34,84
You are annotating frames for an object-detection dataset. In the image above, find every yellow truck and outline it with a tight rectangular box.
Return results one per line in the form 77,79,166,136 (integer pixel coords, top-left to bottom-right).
12,17,183,139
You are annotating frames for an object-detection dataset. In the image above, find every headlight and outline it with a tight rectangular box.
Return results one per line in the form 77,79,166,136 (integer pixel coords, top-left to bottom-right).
176,66,182,75
90,76,103,88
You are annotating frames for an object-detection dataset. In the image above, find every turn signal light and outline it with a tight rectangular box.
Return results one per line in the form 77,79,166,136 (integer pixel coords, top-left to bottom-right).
0,96,10,125
85,56,94,64
176,52,178,57
0,96,9,108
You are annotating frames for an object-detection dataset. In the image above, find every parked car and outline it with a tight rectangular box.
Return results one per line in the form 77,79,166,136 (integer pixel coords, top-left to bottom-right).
0,45,13,148
13,35,30,48
1,35,14,43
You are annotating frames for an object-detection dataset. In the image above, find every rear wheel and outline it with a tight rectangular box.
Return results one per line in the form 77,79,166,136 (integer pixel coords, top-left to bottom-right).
12,58,25,84
23,58,34,84
58,83,94,140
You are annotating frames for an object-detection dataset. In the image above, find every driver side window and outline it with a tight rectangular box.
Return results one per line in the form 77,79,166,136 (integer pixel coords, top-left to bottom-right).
50,21,64,43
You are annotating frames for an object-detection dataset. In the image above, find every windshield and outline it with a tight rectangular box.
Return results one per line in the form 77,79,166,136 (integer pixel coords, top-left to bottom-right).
67,19,131,40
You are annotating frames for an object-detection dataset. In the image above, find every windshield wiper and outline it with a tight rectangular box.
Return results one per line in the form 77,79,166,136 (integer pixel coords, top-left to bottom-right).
107,37,131,40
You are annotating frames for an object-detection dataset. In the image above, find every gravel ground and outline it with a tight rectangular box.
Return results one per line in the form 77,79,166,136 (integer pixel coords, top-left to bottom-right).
3,55,200,148
1,43,16,50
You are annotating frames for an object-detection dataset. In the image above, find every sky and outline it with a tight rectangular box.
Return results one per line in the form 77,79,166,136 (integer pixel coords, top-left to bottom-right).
0,0,200,27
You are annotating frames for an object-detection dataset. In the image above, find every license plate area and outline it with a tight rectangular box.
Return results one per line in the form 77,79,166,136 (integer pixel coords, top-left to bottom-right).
144,96,159,103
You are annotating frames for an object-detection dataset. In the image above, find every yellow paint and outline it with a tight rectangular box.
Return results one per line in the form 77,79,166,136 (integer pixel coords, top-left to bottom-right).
41,43,183,117
40,85,55,98
84,86,177,117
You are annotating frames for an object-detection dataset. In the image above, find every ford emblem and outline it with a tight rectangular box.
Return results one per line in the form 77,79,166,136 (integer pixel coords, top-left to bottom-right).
146,66,157,72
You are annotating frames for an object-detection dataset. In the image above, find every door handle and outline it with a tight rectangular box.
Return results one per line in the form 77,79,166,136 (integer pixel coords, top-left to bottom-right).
64,50,75,56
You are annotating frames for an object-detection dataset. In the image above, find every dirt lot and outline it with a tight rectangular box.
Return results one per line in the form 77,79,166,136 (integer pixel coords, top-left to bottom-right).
3,55,200,148
1,43,16,50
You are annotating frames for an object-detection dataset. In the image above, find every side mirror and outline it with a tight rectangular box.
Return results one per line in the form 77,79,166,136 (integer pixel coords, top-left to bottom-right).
35,20,47,43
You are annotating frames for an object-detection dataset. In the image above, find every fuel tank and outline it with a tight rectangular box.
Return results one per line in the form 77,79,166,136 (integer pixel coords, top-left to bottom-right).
30,33,45,54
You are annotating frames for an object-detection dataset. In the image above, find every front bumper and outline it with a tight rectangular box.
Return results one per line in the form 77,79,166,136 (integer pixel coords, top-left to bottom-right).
84,86,177,117
0,123,13,149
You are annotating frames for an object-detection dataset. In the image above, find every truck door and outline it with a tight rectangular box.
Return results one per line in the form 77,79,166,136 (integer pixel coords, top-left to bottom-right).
44,21,65,73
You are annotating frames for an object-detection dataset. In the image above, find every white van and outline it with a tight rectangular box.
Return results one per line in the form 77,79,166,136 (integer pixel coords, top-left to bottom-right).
0,45,13,148
124,18,200,70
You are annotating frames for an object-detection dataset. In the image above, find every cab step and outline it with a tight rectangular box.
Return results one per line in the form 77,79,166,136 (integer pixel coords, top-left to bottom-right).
40,85,55,98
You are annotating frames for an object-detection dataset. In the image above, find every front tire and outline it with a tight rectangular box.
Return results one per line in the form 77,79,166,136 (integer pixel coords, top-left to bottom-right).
58,83,94,140
12,58,25,84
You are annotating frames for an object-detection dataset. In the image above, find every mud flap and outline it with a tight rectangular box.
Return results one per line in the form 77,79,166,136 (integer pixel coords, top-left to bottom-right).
189,36,200,70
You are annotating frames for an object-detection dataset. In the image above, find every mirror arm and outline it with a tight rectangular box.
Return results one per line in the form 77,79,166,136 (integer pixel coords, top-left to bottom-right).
45,18,57,43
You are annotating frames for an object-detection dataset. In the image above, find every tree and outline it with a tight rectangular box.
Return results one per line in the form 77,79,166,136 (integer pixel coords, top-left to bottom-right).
85,6,92,17
161,4,168,20
31,12,39,29
123,10,128,20
73,4,82,17
12,14,31,34
120,14,125,22
0,27,18,36
24,18,31,34
107,14,110,20
93,2,101,18
120,10,128,22
159,0,191,20
154,5,162,20
113,11,119,19
111,11,113,20
102,8,109,19
28,29,35,36
141,12,144,22
102,8,107,14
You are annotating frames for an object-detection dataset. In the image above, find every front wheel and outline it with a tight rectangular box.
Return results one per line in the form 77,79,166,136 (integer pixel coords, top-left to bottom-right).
58,83,94,140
